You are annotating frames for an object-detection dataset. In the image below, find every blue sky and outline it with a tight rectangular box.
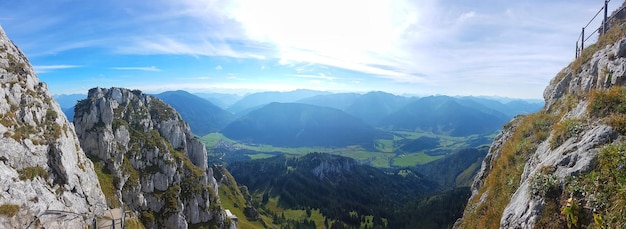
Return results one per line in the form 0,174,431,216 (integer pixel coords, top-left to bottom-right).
0,0,618,98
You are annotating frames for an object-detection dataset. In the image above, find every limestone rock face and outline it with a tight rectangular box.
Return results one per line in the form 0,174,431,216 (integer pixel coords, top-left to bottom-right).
0,25,107,228
74,87,228,228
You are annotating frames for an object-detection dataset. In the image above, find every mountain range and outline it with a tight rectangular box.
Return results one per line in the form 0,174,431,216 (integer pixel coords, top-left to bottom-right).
54,89,542,145
221,102,381,148
379,96,510,136
226,89,331,114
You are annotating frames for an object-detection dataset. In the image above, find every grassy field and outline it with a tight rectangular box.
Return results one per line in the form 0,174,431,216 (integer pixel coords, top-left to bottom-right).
392,152,444,167
201,130,492,168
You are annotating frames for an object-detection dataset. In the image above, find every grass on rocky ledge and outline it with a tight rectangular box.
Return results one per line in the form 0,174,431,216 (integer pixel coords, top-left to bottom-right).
0,204,19,217
457,112,555,228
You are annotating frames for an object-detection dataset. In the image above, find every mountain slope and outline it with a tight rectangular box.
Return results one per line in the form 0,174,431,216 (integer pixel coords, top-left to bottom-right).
228,153,439,227
155,90,234,136
456,9,626,228
0,25,107,228
379,96,508,136
414,147,487,188
221,103,380,148
227,89,330,114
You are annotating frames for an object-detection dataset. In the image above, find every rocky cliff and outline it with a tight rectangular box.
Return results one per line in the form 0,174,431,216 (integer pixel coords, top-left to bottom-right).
456,6,626,229
73,87,233,228
0,26,108,228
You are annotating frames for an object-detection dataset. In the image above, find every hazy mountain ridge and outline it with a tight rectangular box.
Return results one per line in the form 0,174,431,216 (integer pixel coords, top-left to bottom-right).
53,93,86,121
193,92,242,109
227,89,331,114
379,96,509,136
221,102,381,148
155,90,235,136
458,96,543,119
345,91,413,126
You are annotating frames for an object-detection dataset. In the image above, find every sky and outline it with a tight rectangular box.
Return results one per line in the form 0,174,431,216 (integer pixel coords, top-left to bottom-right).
0,0,620,99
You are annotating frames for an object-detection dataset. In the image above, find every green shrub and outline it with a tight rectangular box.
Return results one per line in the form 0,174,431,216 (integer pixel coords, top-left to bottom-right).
122,156,140,188
161,185,181,216
605,113,626,134
181,176,203,201
140,211,156,225
529,173,560,198
0,204,19,217
45,109,57,121
550,118,584,149
92,161,120,208
5,53,26,75
588,86,626,117
17,166,49,181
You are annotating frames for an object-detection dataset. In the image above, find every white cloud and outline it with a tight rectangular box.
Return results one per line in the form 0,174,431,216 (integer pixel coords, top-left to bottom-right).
111,66,161,72
34,65,81,73
215,65,222,70
290,73,337,81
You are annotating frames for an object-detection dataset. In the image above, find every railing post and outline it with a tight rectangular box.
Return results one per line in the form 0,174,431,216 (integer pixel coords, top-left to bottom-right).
581,27,585,53
576,41,579,58
604,0,609,34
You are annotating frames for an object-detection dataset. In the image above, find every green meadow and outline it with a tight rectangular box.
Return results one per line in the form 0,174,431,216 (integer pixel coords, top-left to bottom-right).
200,131,493,168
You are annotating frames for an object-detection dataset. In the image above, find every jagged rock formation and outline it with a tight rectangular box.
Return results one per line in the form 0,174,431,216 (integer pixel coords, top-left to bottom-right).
0,26,108,228
456,6,626,229
74,87,232,228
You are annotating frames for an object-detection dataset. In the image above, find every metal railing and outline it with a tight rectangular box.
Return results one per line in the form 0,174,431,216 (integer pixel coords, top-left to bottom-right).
575,0,626,58
576,0,610,58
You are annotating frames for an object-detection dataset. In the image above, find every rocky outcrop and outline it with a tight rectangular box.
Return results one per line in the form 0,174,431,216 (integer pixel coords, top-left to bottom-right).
74,87,229,228
456,6,626,229
0,25,108,228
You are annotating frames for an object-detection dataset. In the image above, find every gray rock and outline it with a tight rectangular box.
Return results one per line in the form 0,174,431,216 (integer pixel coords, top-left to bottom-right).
74,87,227,228
0,25,107,228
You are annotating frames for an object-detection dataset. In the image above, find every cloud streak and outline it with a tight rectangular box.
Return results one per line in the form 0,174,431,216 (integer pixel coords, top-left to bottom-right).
111,66,161,72
34,65,81,73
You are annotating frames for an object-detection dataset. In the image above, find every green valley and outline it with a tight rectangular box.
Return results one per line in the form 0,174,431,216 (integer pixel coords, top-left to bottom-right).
201,130,493,168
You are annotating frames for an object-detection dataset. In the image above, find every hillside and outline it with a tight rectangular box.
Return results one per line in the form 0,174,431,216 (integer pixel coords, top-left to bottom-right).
456,8,626,228
155,90,235,136
379,96,508,136
221,102,380,148
414,147,487,188
228,153,446,228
